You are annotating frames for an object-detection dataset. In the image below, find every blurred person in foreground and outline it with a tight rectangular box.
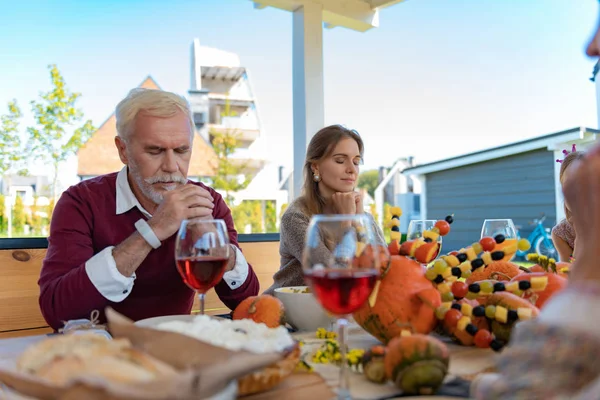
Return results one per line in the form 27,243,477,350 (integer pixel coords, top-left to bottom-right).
471,16,600,397
38,88,259,330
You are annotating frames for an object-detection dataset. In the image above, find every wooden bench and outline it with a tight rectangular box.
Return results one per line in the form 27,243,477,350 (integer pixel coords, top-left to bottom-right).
0,235,281,338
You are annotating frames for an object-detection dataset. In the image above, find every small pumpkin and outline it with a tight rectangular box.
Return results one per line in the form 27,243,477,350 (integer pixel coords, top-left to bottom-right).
362,345,387,383
384,334,450,395
353,255,442,344
232,295,285,328
485,292,539,342
510,272,567,309
465,261,521,285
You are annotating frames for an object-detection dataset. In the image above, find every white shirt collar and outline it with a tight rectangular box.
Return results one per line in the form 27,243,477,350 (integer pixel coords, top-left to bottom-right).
116,166,152,218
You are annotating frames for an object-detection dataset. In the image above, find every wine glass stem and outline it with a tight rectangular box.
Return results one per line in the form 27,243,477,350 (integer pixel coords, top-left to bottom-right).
198,292,205,315
337,317,351,400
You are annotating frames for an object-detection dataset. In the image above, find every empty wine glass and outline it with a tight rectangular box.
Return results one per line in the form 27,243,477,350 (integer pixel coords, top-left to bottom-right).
303,214,381,400
480,219,517,261
175,219,230,315
407,219,443,259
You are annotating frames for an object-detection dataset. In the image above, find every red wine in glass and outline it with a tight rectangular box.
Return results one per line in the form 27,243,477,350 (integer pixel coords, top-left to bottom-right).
305,268,379,316
175,219,230,315
176,256,228,293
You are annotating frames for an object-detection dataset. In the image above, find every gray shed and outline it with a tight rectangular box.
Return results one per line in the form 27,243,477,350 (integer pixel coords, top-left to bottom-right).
402,127,599,254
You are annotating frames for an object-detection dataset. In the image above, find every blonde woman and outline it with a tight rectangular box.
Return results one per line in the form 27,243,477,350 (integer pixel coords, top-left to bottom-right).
264,125,385,294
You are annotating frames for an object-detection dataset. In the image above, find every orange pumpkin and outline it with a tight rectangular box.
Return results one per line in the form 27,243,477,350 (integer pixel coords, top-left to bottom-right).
384,334,449,395
353,255,442,344
510,272,567,309
232,295,285,328
465,261,521,285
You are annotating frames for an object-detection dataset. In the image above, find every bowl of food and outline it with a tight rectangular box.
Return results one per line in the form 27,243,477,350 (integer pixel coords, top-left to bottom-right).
274,286,335,332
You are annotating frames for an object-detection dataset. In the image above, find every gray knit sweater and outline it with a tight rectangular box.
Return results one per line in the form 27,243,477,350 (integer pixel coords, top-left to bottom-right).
263,198,386,295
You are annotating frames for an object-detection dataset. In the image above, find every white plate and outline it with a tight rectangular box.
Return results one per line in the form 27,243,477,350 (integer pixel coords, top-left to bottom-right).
134,314,198,328
135,314,227,329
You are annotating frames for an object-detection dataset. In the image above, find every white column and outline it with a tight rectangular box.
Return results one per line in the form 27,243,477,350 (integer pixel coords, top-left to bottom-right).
292,2,324,199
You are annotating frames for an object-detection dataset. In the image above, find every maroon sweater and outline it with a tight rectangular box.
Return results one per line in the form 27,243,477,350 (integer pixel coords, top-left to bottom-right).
38,173,259,330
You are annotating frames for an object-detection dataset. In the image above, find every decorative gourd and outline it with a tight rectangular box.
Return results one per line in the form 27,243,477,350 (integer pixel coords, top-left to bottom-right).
465,261,521,285
384,334,450,395
362,345,387,383
232,295,285,328
485,292,539,342
353,255,442,344
510,272,567,309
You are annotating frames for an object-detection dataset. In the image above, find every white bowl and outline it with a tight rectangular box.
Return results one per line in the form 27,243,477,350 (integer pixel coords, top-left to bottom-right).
274,286,335,332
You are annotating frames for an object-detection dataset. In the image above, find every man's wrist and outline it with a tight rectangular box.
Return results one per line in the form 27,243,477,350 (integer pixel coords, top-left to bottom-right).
135,219,161,248
227,244,237,271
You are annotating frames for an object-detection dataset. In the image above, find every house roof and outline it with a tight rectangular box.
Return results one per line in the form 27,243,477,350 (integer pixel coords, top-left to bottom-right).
77,76,218,178
402,127,600,176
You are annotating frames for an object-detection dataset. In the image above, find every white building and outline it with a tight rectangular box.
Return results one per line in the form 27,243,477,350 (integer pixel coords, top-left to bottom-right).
188,39,287,229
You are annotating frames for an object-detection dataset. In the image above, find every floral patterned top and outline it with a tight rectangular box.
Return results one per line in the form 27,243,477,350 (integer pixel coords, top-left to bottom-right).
552,219,576,250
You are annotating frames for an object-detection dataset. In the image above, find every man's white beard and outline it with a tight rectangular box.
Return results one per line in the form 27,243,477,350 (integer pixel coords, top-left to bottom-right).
129,160,187,205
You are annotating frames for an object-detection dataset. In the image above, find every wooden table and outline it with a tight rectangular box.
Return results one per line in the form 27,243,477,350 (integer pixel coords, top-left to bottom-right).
0,329,492,399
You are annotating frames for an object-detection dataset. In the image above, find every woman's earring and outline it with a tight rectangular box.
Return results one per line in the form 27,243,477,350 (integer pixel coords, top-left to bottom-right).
313,174,321,182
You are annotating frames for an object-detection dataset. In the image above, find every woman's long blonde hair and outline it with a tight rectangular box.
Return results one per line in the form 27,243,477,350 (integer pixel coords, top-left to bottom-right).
297,125,363,218
560,150,585,224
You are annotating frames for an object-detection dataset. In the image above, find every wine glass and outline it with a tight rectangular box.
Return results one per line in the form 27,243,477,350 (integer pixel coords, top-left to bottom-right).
480,219,517,261
407,219,443,259
303,214,381,400
175,219,230,315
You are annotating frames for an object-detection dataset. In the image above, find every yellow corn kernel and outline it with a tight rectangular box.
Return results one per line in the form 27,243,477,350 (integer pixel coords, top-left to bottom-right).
442,267,452,279
437,282,451,294
400,329,412,337
446,276,458,283
495,306,508,324
530,276,548,291
472,242,483,254
465,247,477,260
459,261,472,272
481,251,493,265
505,282,519,293
517,307,533,320
461,303,473,317
442,255,460,267
390,218,400,227
457,316,471,331
390,206,402,216
423,230,440,242
390,231,401,241
441,301,453,309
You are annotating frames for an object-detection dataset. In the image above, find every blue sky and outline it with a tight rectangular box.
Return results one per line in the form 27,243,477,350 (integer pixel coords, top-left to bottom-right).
1,0,599,182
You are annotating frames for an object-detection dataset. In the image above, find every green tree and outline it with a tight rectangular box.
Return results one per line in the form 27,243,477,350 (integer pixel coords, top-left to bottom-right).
27,64,95,200
210,97,251,203
357,169,380,198
29,196,44,236
12,196,26,235
0,100,24,177
265,201,277,233
0,194,6,233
